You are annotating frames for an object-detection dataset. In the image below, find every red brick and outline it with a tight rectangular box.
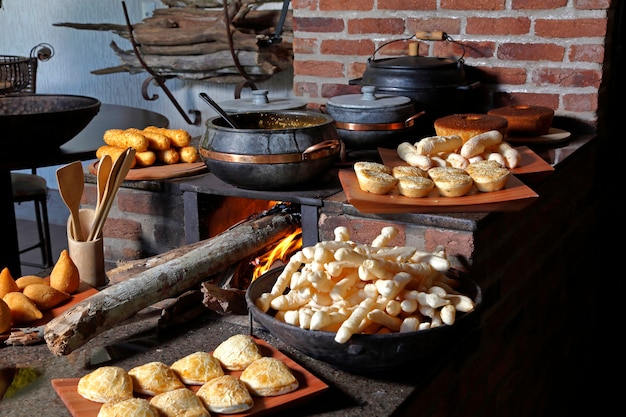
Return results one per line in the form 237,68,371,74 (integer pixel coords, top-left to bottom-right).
104,217,142,240
563,93,598,112
535,18,607,38
434,40,496,59
293,17,344,33
406,18,461,37
319,0,373,10
318,215,407,247
320,39,375,55
440,0,505,10
492,92,560,109
348,18,405,35
574,0,611,9
466,17,531,35
511,0,566,9
497,43,565,61
533,67,602,89
347,61,368,79
423,229,474,259
379,0,437,10
569,44,605,63
479,66,528,85
293,60,344,77
293,38,318,54
81,183,98,206
291,0,316,10
117,189,156,215
320,83,361,98
293,81,320,98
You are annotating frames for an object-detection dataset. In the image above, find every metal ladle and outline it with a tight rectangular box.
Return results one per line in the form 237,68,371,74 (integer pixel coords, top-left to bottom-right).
199,92,240,129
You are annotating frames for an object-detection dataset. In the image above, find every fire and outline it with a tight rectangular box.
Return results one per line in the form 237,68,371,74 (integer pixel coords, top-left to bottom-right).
252,228,302,281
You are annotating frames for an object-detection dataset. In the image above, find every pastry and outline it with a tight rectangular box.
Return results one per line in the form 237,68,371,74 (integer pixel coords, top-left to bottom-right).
355,168,398,194
391,165,428,178
353,161,391,175
239,357,299,397
14,275,47,291
434,113,508,143
196,374,254,414
49,249,80,294
97,398,160,417
77,366,134,403
2,291,42,324
487,104,554,136
170,351,224,385
149,387,210,417
465,160,511,192
0,267,19,298
22,283,70,310
212,334,263,371
128,361,185,396
428,167,473,197
395,175,435,198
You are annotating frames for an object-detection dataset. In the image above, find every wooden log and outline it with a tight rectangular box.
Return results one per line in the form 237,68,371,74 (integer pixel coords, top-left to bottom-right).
44,212,300,356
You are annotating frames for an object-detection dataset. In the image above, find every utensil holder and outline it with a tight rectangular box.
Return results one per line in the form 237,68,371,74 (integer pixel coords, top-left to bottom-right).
67,208,106,287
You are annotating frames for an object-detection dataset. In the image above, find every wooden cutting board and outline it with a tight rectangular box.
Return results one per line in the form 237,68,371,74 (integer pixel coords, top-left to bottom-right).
88,161,207,181
52,337,329,417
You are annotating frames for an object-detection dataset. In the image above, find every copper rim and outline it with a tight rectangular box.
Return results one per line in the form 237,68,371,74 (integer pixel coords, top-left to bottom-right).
200,139,340,164
333,111,425,131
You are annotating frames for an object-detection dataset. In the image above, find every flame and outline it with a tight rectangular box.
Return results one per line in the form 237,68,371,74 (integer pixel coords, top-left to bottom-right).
252,228,302,280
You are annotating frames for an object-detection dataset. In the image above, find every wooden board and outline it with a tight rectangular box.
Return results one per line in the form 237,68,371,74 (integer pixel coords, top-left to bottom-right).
1,282,98,337
339,170,538,213
51,337,329,417
502,127,572,146
378,146,554,175
88,161,207,181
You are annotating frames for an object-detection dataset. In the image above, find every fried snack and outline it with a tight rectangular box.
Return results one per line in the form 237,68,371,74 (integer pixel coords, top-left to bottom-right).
77,366,134,403
22,284,71,310
177,146,199,163
15,275,47,291
135,150,157,167
0,299,12,333
397,142,433,170
155,148,180,165
96,146,138,168
150,388,210,417
240,357,299,396
196,375,254,414
127,128,170,151
2,292,43,324
97,398,160,417
0,267,19,298
103,129,149,152
144,126,191,147
460,130,504,158
213,334,262,371
49,249,80,294
415,135,463,155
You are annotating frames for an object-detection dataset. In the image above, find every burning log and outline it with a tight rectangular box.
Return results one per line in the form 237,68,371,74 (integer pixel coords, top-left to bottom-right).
44,211,300,356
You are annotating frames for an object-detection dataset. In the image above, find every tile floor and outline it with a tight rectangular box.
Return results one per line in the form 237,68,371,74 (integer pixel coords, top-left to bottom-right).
16,219,68,277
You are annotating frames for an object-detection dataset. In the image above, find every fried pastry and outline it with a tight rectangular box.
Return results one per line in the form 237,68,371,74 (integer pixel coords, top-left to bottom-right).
128,361,185,396
77,366,134,403
196,374,254,414
2,291,42,324
212,334,262,371
170,351,224,385
240,357,299,397
97,398,160,417
149,387,210,417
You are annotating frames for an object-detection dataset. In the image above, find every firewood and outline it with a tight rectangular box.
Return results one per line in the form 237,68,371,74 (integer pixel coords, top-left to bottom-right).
44,212,300,356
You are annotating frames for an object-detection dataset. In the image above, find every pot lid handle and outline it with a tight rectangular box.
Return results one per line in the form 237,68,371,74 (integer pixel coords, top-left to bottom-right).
369,33,465,64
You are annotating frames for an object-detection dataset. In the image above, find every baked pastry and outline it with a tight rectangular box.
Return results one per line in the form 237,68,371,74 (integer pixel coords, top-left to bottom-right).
22,283,70,310
77,366,134,403
355,168,398,194
240,357,299,397
428,167,473,197
396,175,435,198
392,165,428,178
128,361,185,396
170,351,224,385
196,374,254,414
2,291,43,324
149,387,210,417
487,104,554,136
212,334,263,371
97,398,160,417
434,113,508,143
353,161,391,175
465,160,511,192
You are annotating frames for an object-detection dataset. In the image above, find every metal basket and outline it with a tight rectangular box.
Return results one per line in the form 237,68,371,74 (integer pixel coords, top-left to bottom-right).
0,55,37,94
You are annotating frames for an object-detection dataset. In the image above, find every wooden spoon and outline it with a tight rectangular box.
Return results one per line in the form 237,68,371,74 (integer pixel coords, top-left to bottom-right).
56,161,85,241
96,154,112,212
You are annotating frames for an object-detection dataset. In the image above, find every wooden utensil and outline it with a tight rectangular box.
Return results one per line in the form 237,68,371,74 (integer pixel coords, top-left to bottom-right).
96,154,112,211
56,161,85,241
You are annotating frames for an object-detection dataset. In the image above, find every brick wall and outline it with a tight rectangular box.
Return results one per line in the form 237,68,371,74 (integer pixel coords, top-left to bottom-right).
291,0,613,132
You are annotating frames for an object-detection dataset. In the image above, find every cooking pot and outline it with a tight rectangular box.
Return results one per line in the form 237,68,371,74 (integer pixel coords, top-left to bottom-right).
323,86,425,150
350,47,480,135
199,111,341,190
218,89,307,113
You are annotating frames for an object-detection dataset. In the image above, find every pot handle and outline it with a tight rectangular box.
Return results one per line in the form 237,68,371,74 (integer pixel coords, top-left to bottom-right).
404,110,426,126
302,140,341,160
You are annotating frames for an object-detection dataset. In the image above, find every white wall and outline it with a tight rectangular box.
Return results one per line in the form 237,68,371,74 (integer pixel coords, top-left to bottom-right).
1,0,293,188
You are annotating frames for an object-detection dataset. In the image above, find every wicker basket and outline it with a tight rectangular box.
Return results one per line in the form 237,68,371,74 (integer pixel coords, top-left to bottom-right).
0,55,37,94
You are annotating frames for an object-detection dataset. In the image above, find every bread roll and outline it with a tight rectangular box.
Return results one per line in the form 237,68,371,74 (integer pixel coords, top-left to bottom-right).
465,160,511,192
97,398,160,417
77,366,134,403
170,351,224,385
212,334,262,371
103,129,149,152
240,357,299,397
150,388,210,417
196,374,254,414
128,362,185,396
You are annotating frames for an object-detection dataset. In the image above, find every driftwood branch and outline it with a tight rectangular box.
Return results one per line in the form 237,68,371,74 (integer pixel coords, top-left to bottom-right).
44,212,300,356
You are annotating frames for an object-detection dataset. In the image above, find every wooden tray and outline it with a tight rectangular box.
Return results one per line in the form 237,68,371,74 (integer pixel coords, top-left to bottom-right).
51,337,329,417
88,161,207,181
339,170,538,213
378,146,554,175
0,282,98,337
502,127,572,146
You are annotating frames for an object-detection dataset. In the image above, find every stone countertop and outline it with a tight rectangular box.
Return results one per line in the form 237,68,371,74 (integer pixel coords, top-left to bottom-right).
0,309,456,416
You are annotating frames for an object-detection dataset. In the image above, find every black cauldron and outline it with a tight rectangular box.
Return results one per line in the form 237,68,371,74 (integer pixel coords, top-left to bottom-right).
199,111,341,190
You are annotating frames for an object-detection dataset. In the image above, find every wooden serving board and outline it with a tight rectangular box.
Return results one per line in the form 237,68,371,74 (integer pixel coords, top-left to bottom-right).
339,170,538,213
504,127,572,146
378,146,554,175
88,161,207,181
52,337,329,417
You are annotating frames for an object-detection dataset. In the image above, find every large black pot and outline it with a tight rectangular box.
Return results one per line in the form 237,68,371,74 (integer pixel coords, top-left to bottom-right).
199,111,341,190
350,55,480,135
